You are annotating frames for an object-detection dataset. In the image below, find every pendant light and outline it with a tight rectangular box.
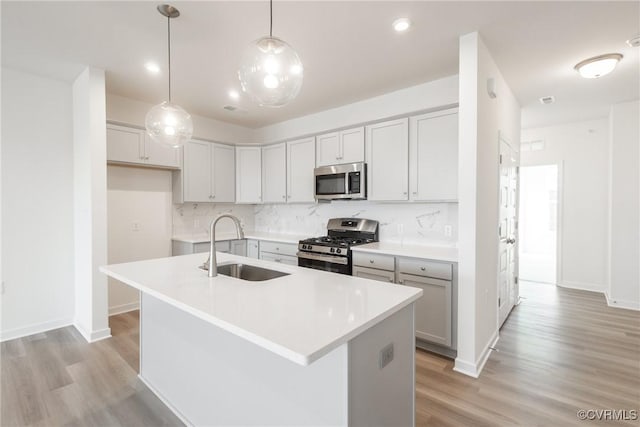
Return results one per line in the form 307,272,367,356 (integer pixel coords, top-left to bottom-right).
145,4,193,148
238,0,304,107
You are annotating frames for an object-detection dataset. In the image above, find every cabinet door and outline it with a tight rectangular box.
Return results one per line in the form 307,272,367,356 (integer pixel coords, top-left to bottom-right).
409,109,458,201
259,252,298,266
262,143,287,203
211,143,235,203
106,125,143,163
352,266,395,283
144,134,181,168
247,239,260,259
365,118,409,201
398,273,452,347
183,140,212,202
315,132,340,166
340,127,365,164
236,146,262,203
230,240,247,256
287,137,316,203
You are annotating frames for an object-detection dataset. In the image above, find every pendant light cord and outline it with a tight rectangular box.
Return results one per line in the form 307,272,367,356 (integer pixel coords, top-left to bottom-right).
269,0,273,37
167,15,172,102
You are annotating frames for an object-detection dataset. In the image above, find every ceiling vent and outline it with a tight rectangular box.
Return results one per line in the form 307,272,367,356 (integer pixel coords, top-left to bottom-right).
223,105,248,114
539,96,555,105
627,35,640,47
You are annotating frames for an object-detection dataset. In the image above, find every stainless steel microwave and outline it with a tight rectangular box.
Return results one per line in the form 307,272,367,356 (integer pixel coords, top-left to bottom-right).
314,162,367,201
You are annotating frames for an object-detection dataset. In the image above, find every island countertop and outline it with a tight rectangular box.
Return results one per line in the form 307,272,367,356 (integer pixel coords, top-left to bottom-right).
100,253,422,366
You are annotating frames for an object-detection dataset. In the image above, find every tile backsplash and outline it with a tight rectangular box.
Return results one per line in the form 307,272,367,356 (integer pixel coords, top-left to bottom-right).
172,203,255,236
173,201,458,246
254,201,458,246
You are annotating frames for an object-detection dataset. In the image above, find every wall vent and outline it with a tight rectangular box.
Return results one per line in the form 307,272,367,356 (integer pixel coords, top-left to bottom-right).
223,105,248,114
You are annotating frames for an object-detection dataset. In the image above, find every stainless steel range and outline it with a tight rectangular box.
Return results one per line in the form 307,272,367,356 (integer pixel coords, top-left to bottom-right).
297,218,379,275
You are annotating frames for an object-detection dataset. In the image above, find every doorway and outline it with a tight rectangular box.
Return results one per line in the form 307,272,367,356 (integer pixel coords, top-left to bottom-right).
517,164,559,285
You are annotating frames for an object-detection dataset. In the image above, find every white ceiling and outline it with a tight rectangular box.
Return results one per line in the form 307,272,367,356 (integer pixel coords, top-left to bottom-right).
2,1,638,129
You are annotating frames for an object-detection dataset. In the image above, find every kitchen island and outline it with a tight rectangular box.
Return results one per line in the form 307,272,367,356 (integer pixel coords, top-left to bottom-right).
100,252,422,426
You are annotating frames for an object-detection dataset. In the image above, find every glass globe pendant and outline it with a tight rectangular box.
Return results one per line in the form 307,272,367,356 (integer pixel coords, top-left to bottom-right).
238,1,303,107
145,4,193,148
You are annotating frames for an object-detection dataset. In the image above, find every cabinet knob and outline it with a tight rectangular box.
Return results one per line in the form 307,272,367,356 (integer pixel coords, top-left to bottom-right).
275,259,281,263
420,267,426,271
412,192,417,195
403,192,408,195
398,280,403,284
369,259,374,264
282,195,286,199
212,195,216,199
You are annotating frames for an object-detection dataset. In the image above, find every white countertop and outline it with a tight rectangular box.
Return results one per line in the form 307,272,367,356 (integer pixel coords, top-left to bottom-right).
352,242,458,262
172,231,308,245
100,253,422,366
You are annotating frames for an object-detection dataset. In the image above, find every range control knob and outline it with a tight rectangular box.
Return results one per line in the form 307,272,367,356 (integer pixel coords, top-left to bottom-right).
330,248,335,253
308,245,312,251
336,248,342,254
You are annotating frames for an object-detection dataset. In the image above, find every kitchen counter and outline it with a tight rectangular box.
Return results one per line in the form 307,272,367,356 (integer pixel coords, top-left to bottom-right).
100,252,421,365
352,241,459,262
100,253,421,426
172,231,308,245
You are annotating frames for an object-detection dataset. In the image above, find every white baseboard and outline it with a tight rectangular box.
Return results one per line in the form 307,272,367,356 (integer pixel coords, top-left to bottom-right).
605,292,640,311
74,322,112,343
0,317,73,342
453,331,500,378
138,374,193,427
557,281,606,293
109,301,140,316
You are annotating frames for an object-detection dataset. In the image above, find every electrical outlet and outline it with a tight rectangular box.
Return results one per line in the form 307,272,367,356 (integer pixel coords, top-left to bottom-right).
444,225,453,237
379,343,394,369
132,221,141,231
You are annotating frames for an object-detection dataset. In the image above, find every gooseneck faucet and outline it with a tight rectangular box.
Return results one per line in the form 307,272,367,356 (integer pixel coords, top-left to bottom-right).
207,214,245,277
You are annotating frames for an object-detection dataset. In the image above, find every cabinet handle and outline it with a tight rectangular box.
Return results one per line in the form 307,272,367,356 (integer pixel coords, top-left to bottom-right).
145,156,150,160
389,279,394,283
275,258,281,263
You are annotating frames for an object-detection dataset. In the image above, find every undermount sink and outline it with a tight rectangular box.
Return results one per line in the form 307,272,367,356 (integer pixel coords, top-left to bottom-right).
200,263,290,281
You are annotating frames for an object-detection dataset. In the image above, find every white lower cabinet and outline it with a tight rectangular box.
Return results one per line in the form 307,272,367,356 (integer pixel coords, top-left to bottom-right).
247,239,260,259
172,240,245,256
259,241,298,266
352,251,456,352
398,273,452,347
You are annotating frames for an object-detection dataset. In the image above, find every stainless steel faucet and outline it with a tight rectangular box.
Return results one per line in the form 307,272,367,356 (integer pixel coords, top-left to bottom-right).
207,214,245,277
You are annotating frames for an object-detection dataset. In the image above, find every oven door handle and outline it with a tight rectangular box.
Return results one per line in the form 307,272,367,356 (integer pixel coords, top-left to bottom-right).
296,251,349,265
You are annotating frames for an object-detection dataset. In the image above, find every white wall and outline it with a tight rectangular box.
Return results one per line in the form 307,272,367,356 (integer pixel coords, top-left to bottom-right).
456,32,521,377
521,119,609,291
106,94,256,144
1,68,75,340
73,67,110,342
608,100,639,310
107,166,174,314
258,75,458,143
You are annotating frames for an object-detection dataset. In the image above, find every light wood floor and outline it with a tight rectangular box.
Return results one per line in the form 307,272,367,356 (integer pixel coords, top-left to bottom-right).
2,282,638,426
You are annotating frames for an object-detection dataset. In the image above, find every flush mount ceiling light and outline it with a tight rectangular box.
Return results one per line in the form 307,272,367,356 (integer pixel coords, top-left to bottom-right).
145,4,193,148
574,53,623,79
238,0,304,107
392,18,411,32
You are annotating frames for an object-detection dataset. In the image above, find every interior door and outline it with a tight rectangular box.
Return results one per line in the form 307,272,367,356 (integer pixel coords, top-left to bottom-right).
498,137,519,327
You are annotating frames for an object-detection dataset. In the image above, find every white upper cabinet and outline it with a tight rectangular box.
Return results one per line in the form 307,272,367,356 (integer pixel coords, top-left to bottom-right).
315,127,364,166
183,139,211,202
262,143,287,203
236,146,262,204
179,140,235,203
409,109,458,201
365,118,409,201
106,124,180,169
211,143,236,203
287,137,316,203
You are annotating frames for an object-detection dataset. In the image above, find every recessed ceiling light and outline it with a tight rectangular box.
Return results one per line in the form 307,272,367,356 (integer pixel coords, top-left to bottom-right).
228,90,240,100
392,18,411,33
627,35,640,48
145,62,161,74
574,53,623,79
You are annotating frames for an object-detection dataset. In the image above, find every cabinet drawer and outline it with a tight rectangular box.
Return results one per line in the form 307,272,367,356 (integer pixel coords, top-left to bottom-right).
397,257,452,280
259,252,297,266
352,266,395,283
259,241,298,257
352,252,395,270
